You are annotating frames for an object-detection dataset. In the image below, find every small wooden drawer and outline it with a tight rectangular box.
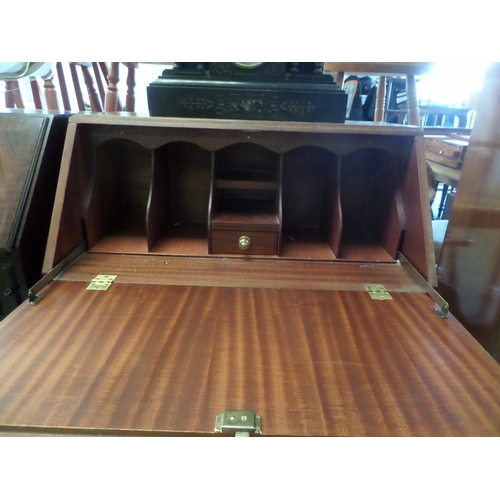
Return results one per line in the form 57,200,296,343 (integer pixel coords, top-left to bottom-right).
425,137,468,169
210,230,278,255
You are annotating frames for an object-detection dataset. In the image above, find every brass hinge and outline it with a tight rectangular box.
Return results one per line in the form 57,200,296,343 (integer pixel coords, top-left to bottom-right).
86,275,117,291
214,409,262,437
364,284,393,300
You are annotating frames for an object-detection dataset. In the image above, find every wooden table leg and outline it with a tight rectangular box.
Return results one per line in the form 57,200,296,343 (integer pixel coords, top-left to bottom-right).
438,184,449,219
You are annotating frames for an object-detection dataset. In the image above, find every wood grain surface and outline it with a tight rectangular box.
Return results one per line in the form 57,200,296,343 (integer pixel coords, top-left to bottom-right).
1,279,499,436
68,113,424,136
60,253,422,292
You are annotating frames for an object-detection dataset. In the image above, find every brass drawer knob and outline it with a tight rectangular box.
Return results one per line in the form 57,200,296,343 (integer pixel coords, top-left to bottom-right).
238,236,251,250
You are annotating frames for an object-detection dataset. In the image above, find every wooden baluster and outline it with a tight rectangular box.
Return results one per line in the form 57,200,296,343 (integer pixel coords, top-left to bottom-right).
29,77,43,109
100,62,122,111
12,81,24,108
125,64,136,112
5,81,16,108
81,63,103,111
374,76,386,122
93,62,107,106
56,63,71,111
99,62,109,82
105,62,120,112
43,75,60,111
69,63,86,111
406,74,420,126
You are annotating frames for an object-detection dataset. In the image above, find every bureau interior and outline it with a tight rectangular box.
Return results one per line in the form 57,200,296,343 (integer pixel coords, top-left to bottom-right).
82,138,409,262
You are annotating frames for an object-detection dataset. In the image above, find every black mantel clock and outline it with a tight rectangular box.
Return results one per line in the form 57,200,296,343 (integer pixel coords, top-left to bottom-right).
147,63,347,123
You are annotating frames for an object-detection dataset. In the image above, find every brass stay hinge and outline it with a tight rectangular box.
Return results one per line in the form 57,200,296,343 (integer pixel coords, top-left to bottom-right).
214,409,262,437
29,241,87,305
86,275,117,291
364,284,393,300
398,252,449,319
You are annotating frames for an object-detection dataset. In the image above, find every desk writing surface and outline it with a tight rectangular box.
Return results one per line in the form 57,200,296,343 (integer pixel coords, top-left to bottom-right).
0,257,499,436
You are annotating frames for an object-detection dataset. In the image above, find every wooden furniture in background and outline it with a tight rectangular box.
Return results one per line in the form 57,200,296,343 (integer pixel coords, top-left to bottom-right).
105,62,138,112
425,132,469,218
1,114,499,436
395,105,472,128
324,62,434,125
428,160,461,219
437,62,500,362
3,63,110,112
0,110,68,319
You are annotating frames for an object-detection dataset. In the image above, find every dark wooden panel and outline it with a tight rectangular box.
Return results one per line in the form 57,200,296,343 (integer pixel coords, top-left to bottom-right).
0,114,46,248
282,147,333,229
364,154,405,259
0,281,499,436
44,124,91,271
146,149,169,251
166,142,212,224
0,111,68,315
400,136,437,285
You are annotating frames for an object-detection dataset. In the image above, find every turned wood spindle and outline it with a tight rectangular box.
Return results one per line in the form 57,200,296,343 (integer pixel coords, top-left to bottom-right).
5,81,17,108
374,76,386,122
81,64,103,111
126,64,136,112
43,76,60,111
105,62,120,112
406,74,420,126
29,77,43,109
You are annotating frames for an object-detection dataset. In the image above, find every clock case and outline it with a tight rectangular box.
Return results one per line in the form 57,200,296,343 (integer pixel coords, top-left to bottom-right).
147,63,348,123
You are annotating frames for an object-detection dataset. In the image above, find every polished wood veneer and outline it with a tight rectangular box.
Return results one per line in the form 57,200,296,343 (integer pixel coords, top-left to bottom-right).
42,115,436,285
1,278,499,436
2,114,498,437
61,253,422,291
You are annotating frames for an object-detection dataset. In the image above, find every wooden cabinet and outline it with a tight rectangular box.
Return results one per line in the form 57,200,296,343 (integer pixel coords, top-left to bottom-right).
425,135,468,169
1,114,500,437
0,111,68,320
437,63,500,361
42,116,436,281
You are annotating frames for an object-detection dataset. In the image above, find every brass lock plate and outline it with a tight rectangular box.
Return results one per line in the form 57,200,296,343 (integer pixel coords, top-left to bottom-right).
214,409,262,434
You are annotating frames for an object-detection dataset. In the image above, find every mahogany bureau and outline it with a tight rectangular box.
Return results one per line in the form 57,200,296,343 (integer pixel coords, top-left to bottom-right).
0,114,499,436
